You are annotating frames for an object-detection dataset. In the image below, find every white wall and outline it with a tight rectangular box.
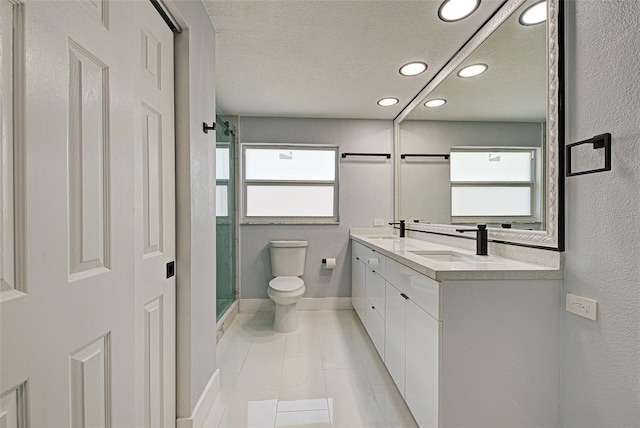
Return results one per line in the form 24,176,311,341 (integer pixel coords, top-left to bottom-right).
170,0,218,419
238,117,394,300
562,0,640,425
399,120,543,223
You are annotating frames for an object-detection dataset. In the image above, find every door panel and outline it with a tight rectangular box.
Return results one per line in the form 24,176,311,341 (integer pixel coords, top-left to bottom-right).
0,1,149,426
133,2,176,426
0,0,16,294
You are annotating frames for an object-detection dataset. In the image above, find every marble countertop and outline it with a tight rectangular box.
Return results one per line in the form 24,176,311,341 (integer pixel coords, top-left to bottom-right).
351,229,563,281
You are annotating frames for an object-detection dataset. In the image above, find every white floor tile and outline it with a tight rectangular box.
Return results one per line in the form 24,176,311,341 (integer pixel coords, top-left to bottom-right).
215,310,416,427
217,342,252,374
277,398,328,413
284,329,321,357
275,409,331,427
244,342,285,367
328,394,387,428
372,384,419,428
354,334,395,386
319,334,364,369
218,390,279,428
324,368,374,403
235,363,283,392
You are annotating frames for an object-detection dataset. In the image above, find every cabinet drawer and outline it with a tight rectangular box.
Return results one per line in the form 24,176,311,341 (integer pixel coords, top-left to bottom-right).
351,255,366,324
387,257,441,320
366,299,385,359
366,269,385,320
385,282,406,396
352,241,386,278
352,241,368,262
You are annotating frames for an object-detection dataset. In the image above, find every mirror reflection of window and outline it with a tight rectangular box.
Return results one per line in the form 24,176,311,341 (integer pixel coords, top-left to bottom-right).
450,148,539,221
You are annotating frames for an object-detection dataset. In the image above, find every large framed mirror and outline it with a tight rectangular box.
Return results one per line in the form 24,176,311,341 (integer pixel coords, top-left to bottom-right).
394,0,564,250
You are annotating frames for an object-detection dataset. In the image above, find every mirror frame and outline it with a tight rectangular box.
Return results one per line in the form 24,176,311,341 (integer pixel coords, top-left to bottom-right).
394,0,564,251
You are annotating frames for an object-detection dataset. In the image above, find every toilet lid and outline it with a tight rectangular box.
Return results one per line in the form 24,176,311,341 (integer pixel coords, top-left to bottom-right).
269,276,304,292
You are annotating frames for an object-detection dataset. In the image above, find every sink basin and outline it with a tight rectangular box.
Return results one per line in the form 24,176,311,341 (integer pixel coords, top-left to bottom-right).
409,250,473,263
365,235,399,240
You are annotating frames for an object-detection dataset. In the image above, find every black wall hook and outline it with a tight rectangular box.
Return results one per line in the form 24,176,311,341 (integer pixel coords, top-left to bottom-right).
203,122,216,134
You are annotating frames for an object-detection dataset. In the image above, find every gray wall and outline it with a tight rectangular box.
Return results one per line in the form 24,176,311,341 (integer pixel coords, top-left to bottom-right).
238,117,394,299
170,0,218,418
562,1,640,425
399,120,543,223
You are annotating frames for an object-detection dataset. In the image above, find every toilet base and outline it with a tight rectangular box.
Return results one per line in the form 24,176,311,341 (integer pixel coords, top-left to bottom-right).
274,302,299,333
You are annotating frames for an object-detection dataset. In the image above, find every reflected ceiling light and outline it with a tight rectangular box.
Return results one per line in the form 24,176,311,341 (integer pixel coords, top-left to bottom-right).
519,1,547,26
438,0,481,22
377,97,399,107
424,98,447,108
457,63,488,78
399,62,428,77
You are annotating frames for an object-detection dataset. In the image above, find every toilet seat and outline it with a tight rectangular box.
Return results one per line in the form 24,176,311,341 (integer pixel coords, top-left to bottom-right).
269,276,304,292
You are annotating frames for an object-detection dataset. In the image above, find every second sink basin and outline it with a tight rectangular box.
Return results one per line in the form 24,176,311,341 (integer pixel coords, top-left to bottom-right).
409,250,474,263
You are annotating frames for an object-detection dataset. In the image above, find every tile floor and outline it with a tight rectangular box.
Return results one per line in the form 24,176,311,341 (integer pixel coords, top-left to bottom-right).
204,310,418,428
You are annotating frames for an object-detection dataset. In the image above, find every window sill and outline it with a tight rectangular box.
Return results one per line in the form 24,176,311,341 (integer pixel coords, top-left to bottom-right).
241,220,340,226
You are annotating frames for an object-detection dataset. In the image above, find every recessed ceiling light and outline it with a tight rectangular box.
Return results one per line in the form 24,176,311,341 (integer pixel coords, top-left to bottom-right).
438,0,481,22
377,97,399,107
519,1,547,26
424,99,447,108
399,62,428,77
457,63,488,78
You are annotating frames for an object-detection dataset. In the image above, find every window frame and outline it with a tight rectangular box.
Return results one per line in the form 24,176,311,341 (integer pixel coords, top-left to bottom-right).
449,147,542,224
240,143,340,224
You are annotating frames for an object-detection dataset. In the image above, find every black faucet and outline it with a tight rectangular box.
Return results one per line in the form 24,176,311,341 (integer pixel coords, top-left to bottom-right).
456,224,488,256
388,220,406,238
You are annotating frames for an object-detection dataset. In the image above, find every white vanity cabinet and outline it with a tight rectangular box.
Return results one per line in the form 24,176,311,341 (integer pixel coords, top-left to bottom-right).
352,241,387,358
385,257,440,427
351,237,561,428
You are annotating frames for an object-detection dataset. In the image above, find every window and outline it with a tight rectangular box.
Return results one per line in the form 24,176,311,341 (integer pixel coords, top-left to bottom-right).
449,147,540,221
241,144,339,223
216,147,230,217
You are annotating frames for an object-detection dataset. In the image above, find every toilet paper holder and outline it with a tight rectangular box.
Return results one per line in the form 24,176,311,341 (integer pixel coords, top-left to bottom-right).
321,258,337,269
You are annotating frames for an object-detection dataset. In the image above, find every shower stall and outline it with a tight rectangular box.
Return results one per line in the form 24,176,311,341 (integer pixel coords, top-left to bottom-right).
215,110,237,321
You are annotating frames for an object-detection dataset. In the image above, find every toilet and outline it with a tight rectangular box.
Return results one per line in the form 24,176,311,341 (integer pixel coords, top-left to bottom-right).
268,240,307,333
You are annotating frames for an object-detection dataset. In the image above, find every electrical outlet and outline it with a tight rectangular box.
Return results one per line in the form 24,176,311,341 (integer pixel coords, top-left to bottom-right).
373,218,384,226
566,293,598,321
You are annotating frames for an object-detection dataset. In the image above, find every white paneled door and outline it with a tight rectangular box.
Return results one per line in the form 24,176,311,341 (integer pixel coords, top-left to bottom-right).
133,1,176,427
0,1,175,426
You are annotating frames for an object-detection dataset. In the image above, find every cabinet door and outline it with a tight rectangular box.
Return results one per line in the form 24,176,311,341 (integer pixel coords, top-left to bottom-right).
406,300,440,427
385,282,406,396
366,268,386,320
366,299,385,358
351,254,366,323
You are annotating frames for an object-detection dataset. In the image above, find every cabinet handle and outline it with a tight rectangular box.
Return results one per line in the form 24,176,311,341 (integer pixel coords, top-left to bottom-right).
400,293,409,300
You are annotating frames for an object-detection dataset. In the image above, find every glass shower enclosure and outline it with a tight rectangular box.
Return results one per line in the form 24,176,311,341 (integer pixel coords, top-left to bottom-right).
215,111,237,321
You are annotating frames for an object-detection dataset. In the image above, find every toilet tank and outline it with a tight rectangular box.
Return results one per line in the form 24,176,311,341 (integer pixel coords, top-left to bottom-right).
270,241,308,277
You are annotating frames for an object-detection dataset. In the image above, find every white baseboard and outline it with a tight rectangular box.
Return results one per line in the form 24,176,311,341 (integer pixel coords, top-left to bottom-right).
176,369,220,428
239,299,274,312
239,297,353,312
299,297,352,310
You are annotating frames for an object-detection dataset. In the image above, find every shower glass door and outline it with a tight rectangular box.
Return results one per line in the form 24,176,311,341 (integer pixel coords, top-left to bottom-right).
216,111,237,320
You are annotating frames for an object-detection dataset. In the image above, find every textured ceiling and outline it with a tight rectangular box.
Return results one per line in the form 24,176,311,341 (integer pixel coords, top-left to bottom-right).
203,0,506,120
405,0,547,122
